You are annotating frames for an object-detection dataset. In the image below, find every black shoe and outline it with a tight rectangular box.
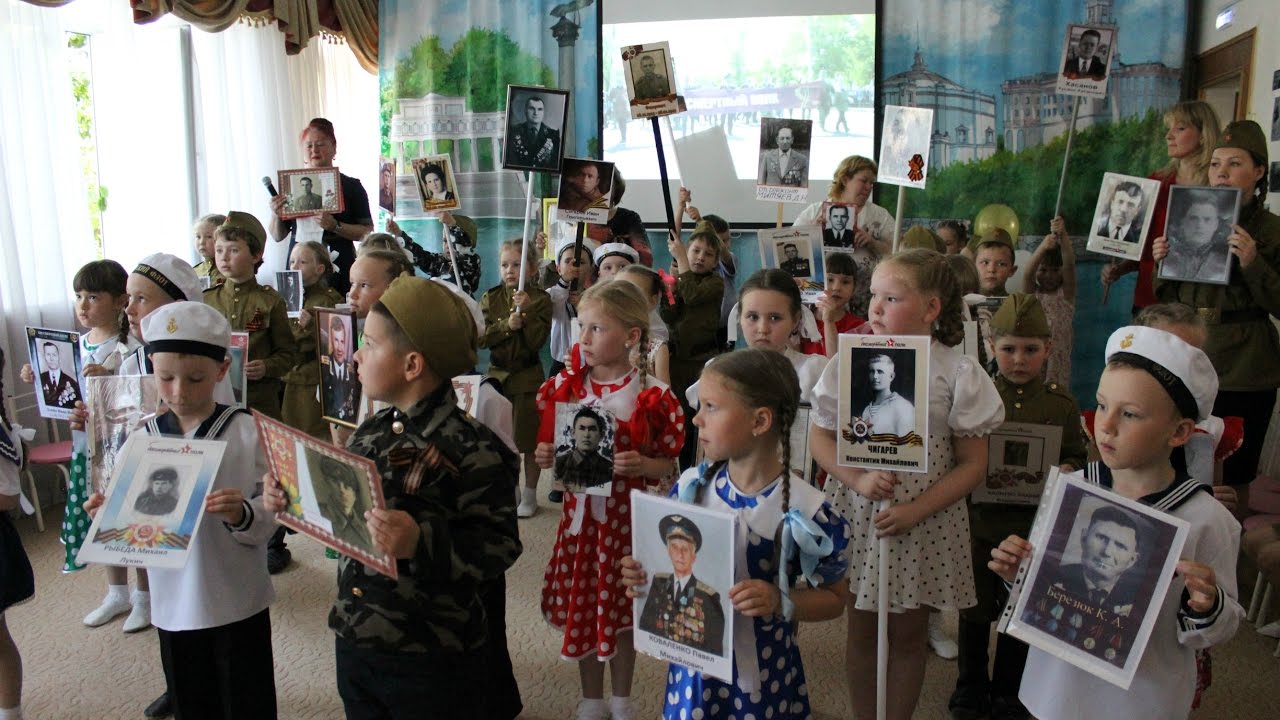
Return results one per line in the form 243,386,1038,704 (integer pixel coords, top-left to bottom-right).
144,692,173,718
990,697,1029,720
948,708,988,720
267,547,292,575
548,489,563,503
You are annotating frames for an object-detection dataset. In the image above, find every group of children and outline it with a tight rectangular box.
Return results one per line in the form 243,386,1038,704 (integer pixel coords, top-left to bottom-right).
0,168,1248,720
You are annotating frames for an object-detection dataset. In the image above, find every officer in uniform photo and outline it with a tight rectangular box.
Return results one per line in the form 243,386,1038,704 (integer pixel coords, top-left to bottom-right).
638,514,726,655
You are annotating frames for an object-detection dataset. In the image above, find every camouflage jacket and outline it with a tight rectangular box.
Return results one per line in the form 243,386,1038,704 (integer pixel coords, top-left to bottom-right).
329,383,522,655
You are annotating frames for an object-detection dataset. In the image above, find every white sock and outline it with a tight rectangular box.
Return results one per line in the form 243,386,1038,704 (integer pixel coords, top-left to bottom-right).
105,584,129,604
0,704,24,719
132,590,150,605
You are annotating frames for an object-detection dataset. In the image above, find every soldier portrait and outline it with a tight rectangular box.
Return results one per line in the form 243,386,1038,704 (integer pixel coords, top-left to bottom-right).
278,167,344,219
133,466,180,517
378,157,396,215
776,241,812,279
556,158,615,223
1158,186,1239,286
276,270,303,317
757,118,812,188
553,403,615,494
850,350,917,439
35,339,82,410
638,514,727,656
629,50,671,101
308,450,375,554
320,311,359,425
502,85,569,173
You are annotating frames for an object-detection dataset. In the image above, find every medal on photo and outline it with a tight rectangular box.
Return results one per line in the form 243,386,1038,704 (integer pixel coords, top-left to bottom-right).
836,334,931,474
25,326,83,421
501,84,570,174
755,117,813,203
759,226,823,302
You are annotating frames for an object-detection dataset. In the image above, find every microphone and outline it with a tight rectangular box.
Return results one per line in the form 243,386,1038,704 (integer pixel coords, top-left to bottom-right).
262,176,278,197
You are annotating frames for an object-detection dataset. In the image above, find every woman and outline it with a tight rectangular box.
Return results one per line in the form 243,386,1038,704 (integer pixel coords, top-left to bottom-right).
1102,101,1221,312
418,164,455,207
1153,120,1280,515
270,118,373,295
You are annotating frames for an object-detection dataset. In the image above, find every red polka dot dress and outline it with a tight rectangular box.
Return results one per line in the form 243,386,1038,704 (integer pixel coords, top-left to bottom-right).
537,349,685,660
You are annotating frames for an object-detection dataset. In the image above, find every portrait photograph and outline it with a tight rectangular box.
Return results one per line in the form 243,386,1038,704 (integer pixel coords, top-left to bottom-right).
1272,96,1279,142
836,333,931,473
1157,185,1241,286
542,197,579,258
275,270,304,318
378,157,396,216
1085,173,1162,261
1055,24,1116,98
877,105,934,189
820,202,859,248
621,42,680,119
277,166,344,220
25,326,82,420
316,307,361,428
972,422,1063,505
754,117,813,203
556,157,616,225
502,84,570,173
86,375,160,495
452,374,482,417
788,405,814,485
1002,472,1189,689
252,411,397,579
759,226,822,301
631,490,735,682
412,154,461,213
228,332,248,409
1271,162,1280,195
553,401,617,497
76,434,227,570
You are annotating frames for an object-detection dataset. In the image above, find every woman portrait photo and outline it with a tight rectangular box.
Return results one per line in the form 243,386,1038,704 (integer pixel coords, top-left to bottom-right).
413,156,460,212
1158,186,1239,285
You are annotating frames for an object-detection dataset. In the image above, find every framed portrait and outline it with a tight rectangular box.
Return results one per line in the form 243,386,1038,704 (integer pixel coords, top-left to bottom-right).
275,270,304,319
961,319,981,365
542,196,580,260
1000,470,1189,689
621,41,680,119
86,375,161,496
378,157,396,216
1055,24,1116,98
755,117,813,203
972,422,1063,505
412,155,461,213
316,307,360,428
252,411,397,579
25,326,82,420
553,401,617,497
76,434,227,570
1272,97,1279,142
788,405,815,485
877,105,934,189
631,490,735,682
227,332,248,409
452,374,482,417
1156,185,1241,286
1085,173,1162,261
277,166,345,220
819,202,859,248
503,84,570,173
556,157,616,225
836,334,931,473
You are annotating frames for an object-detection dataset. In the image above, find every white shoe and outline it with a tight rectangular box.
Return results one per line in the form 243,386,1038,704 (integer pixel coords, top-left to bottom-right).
123,593,152,633
575,699,608,720
516,487,538,519
928,613,959,660
83,593,132,627
1258,619,1280,638
609,696,634,720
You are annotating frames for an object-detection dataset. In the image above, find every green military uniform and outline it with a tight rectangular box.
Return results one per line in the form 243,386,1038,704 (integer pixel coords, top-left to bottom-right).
661,270,724,464
203,278,296,420
193,259,225,288
281,283,344,438
480,283,551,453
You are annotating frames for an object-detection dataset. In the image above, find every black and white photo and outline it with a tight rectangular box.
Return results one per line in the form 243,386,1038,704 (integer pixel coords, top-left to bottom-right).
1086,173,1161,261
25,326,82,420
305,448,375,554
877,105,934,189
275,270,303,319
317,308,360,427
278,167,345,220
228,332,248,409
621,42,680,119
1055,24,1116,98
1272,96,1279,142
820,202,857,247
86,375,160,495
378,157,396,215
973,422,1063,505
754,117,812,203
503,85,570,173
759,226,822,301
836,334,931,473
553,402,616,496
412,155,461,212
556,157,615,225
1157,185,1241,285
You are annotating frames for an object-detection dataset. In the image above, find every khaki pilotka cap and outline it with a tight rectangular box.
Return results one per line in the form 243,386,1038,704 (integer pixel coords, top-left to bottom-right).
1216,120,1268,163
898,226,944,252
989,293,1050,338
376,275,477,380
218,210,268,250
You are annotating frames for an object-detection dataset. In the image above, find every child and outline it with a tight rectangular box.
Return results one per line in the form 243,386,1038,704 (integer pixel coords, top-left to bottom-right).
594,242,639,283
616,264,670,385
1,347,33,720
268,276,522,718
663,228,725,468
950,293,1087,720
974,229,1018,296
481,240,551,519
533,280,685,720
621,347,850,719
386,214,482,296
989,325,1243,720
549,237,599,376
677,188,738,349
937,220,969,255
202,211,296,420
1022,216,1077,388
192,213,226,288
809,248,1005,720
86,302,279,719
281,241,344,439
805,251,867,358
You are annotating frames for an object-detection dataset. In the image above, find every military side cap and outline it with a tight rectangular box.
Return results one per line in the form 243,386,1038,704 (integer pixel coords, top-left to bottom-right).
899,226,943,252
1217,120,1268,163
593,242,640,268
377,275,476,379
1105,325,1217,421
658,514,702,550
135,253,202,303
218,210,267,248
141,301,231,363
990,293,1050,337
149,466,178,483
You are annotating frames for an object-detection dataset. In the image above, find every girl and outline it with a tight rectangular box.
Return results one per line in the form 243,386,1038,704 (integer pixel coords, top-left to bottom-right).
281,241,344,439
594,243,639,283
534,281,684,720
937,219,968,255
809,249,1004,720
622,347,849,719
1023,216,1077,387
1,348,33,720
616,264,670,385
192,213,226,287
805,252,867,357
549,238,599,377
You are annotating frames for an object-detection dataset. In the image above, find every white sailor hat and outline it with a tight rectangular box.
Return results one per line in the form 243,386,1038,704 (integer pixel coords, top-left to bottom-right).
554,235,599,263
1104,325,1218,421
134,253,203,304
592,242,639,268
141,302,231,363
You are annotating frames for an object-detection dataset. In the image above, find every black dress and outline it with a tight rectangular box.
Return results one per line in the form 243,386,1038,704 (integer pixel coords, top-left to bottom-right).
0,512,34,612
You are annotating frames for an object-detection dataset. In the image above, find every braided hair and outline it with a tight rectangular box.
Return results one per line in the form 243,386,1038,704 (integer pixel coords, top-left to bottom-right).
881,249,965,346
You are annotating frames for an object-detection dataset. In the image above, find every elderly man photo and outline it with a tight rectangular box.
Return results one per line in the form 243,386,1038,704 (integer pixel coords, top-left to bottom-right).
758,125,809,187
1095,181,1146,244
638,514,726,655
1053,504,1144,617
507,93,561,170
38,340,81,409
1063,28,1107,81
554,406,613,490
631,53,671,100
856,352,916,438
293,176,323,210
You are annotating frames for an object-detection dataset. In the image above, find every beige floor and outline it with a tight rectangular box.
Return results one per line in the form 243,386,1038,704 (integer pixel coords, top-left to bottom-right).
7,481,1280,720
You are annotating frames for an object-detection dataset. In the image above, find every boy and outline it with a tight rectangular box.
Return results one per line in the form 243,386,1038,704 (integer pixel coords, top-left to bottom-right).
203,211,296,420
989,325,1242,720
87,302,279,719
951,294,1087,720
974,228,1017,296
269,275,522,719
805,251,866,357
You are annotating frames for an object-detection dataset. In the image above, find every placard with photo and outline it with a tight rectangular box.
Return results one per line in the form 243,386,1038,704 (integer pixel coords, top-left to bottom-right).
1085,173,1162,261
755,117,812,203
452,374,482,417
877,105,934,189
503,84,570,173
275,270,304,319
86,375,161,496
25,326,82,420
1156,185,1241,286
973,422,1063,505
316,307,360,428
1055,24,1116,98
253,411,397,579
621,41,680,120
227,332,248,409
542,197,579,260
631,490,735,682
378,157,396,216
836,334,931,473
553,401,617,497
999,470,1189,689
759,226,823,301
412,155,461,213
556,157,616,225
76,434,227,570
277,166,345,219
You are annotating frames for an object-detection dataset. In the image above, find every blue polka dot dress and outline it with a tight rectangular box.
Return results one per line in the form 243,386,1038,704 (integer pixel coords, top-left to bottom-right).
663,466,849,720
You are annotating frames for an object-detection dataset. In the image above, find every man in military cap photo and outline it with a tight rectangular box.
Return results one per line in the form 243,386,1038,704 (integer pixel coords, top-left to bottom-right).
321,313,359,424
133,466,180,517
638,514,726,655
